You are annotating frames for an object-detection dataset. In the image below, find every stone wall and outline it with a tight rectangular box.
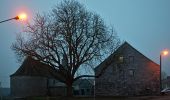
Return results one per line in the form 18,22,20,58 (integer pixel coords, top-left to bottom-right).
49,86,66,96
95,43,160,96
10,76,48,97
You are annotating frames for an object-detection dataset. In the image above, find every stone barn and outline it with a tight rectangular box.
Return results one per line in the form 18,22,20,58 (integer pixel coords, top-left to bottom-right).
95,42,160,96
10,57,66,97
11,57,95,97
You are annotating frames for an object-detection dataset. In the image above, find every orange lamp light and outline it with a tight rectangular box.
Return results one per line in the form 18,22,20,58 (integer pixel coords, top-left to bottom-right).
162,50,169,56
15,13,27,20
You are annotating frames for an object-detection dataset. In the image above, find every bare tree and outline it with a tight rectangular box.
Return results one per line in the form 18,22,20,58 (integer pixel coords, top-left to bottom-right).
12,0,120,96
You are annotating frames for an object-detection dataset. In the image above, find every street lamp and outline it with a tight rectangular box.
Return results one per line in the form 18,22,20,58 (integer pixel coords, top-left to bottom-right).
0,13,27,23
160,50,169,92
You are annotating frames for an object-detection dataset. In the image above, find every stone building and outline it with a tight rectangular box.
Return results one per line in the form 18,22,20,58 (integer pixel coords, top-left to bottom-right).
10,57,66,97
95,42,160,96
10,57,94,97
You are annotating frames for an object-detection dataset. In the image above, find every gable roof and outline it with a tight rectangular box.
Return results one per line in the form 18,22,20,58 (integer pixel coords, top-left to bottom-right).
95,41,159,76
10,56,56,77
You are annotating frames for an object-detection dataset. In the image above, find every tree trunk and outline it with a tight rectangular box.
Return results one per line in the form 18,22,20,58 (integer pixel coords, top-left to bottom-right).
66,84,73,97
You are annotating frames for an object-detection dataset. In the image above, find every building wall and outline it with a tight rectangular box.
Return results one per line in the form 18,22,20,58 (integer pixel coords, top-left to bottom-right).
10,76,48,97
11,76,93,97
95,44,160,96
49,87,66,96
73,80,94,96
48,78,66,96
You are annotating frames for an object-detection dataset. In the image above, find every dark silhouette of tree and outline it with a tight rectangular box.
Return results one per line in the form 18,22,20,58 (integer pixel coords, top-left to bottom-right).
12,0,120,96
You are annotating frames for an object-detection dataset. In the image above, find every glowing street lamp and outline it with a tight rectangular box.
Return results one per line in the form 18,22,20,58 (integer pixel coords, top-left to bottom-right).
18,13,27,20
160,50,169,92
0,13,27,23
162,50,168,56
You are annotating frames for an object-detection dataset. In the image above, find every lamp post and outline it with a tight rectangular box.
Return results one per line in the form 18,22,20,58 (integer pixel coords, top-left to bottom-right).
0,13,27,23
160,50,168,92
0,16,19,23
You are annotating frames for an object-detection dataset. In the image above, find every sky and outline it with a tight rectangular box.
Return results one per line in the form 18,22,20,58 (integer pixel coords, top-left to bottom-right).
0,0,170,88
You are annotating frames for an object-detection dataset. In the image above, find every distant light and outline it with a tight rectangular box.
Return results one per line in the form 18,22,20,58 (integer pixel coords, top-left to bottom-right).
162,50,169,56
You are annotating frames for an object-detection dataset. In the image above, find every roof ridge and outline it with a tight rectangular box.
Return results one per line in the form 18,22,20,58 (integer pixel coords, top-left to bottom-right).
124,42,159,66
10,57,54,77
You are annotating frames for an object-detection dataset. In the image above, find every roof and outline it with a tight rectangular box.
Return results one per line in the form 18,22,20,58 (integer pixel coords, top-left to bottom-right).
95,41,159,76
10,56,56,77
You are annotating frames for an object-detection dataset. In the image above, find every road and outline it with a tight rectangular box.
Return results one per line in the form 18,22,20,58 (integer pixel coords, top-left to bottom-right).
2,95,170,100
94,95,170,100
126,95,170,100
148,96,170,100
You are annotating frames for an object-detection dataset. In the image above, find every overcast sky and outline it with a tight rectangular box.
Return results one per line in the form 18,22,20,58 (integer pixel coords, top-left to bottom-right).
0,0,170,87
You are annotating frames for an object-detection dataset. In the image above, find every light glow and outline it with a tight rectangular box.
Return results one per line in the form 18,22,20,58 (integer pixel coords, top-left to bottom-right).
161,50,169,56
18,13,27,20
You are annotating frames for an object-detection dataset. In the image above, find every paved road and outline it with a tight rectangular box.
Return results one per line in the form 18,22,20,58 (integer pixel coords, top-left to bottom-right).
95,95,170,100
149,96,170,100
127,95,170,100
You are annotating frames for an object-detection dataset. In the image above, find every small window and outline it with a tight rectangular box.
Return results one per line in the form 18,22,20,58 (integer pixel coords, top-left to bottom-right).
118,66,123,73
129,56,134,63
129,69,134,76
119,56,124,63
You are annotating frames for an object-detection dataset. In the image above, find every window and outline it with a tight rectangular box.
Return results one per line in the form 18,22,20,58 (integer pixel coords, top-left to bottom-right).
129,56,134,63
119,56,124,63
129,69,134,76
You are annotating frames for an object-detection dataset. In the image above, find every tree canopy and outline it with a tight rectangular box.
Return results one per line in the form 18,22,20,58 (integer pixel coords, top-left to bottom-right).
12,0,120,96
